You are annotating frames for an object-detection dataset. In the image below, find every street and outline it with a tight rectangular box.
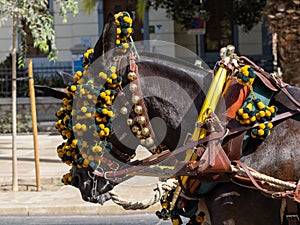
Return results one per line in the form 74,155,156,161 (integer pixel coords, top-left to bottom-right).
0,214,189,225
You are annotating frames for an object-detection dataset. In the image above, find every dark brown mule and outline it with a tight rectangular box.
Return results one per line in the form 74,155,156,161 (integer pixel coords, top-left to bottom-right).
38,13,300,224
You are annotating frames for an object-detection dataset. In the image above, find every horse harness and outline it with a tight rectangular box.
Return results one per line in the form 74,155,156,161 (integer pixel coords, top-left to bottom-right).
92,51,300,224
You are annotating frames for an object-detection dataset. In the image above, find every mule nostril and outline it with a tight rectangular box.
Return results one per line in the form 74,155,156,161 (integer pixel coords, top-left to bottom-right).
71,175,80,188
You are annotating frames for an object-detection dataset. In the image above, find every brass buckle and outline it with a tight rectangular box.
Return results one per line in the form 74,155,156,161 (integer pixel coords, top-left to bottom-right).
286,214,300,221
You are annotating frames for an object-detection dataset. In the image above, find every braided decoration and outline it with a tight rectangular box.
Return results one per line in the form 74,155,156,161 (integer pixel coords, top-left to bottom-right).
235,65,278,140
55,12,133,184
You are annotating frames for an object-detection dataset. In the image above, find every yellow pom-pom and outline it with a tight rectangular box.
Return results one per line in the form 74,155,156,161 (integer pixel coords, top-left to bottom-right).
110,66,116,73
99,72,107,79
258,123,266,129
81,124,87,131
240,65,250,76
259,111,266,117
85,112,92,118
100,92,106,98
123,43,129,49
80,88,85,95
237,108,244,115
102,108,108,114
81,106,87,113
242,113,249,119
269,106,276,113
123,16,132,24
250,116,256,122
105,90,111,95
107,111,114,117
246,103,252,110
83,159,89,167
257,101,265,110
104,127,110,134
258,129,264,136
76,71,82,76
117,28,121,34
115,18,120,26
111,73,117,80
116,39,121,45
127,28,132,34
70,85,77,92
99,130,105,137
267,122,273,129
75,123,81,129
265,110,271,117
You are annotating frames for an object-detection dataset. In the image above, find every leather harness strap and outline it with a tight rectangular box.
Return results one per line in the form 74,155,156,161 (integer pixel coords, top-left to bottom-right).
240,56,300,109
285,199,300,225
93,108,300,181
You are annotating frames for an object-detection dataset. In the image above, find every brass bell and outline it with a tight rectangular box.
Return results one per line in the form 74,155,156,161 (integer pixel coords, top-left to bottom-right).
120,106,128,115
140,139,146,145
132,95,140,104
127,71,137,81
126,118,134,126
134,105,143,114
137,116,146,125
129,83,138,92
141,127,150,136
136,131,143,139
131,125,140,133
145,137,154,146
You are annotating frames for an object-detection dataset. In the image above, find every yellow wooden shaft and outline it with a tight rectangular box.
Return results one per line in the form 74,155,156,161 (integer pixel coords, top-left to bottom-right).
171,66,229,210
192,66,228,140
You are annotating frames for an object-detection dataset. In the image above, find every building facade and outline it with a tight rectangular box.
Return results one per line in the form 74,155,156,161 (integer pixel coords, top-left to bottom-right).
0,0,273,71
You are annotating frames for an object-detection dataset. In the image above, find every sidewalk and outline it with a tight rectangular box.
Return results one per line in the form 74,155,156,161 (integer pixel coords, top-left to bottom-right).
0,133,161,216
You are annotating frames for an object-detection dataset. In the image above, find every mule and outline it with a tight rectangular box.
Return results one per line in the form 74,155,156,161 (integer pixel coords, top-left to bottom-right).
41,13,300,224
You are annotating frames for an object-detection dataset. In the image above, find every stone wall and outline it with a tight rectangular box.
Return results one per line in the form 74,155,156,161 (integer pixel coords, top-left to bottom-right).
0,97,63,132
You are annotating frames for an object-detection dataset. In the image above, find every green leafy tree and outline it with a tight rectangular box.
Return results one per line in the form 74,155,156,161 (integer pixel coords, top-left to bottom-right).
95,0,297,86
0,0,78,191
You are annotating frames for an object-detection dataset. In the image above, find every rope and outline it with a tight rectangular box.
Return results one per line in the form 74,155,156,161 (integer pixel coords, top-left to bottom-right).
107,163,297,210
231,164,297,190
108,179,178,210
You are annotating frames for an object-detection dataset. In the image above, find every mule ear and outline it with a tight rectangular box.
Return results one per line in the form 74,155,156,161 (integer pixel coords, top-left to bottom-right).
35,85,68,99
56,71,74,85
92,13,116,62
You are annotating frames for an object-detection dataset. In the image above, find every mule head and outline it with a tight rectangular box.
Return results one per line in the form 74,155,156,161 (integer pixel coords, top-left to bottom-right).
70,167,114,204
40,13,134,204
68,14,129,203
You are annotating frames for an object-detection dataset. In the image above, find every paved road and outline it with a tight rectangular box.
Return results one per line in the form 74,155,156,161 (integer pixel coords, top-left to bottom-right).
0,214,189,225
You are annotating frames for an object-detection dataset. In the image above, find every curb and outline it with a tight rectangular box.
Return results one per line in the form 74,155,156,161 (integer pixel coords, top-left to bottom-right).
0,202,161,216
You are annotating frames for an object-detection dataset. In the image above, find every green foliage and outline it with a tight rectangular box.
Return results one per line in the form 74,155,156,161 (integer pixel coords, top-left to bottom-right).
0,112,32,133
0,0,79,66
136,0,149,21
232,0,267,32
150,0,203,28
135,0,266,32
82,0,98,15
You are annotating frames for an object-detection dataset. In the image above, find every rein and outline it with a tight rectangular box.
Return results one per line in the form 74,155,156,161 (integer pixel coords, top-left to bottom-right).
93,108,300,181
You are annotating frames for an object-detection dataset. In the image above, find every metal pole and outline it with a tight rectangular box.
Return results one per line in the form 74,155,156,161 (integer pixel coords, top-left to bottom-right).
28,59,41,191
12,10,18,192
